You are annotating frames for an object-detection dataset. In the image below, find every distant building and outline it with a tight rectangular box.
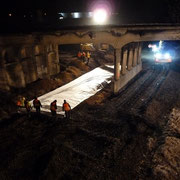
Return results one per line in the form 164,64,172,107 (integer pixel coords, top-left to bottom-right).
58,12,93,20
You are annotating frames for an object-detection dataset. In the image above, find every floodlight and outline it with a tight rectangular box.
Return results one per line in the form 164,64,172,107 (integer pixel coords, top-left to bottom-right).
93,9,107,24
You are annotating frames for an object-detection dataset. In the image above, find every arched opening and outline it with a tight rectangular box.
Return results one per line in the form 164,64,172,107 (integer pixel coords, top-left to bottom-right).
141,40,180,70
58,43,114,72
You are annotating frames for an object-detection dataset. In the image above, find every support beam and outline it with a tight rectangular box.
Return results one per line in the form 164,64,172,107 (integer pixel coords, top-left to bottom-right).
121,49,128,75
114,48,121,81
127,48,133,70
137,43,142,64
133,46,138,67
54,44,60,74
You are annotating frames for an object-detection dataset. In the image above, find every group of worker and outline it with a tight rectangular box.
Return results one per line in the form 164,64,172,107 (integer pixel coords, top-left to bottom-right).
50,99,71,119
16,96,71,119
16,96,32,116
77,51,91,65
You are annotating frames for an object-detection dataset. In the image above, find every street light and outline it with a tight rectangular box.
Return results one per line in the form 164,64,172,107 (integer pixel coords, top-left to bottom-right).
93,8,108,24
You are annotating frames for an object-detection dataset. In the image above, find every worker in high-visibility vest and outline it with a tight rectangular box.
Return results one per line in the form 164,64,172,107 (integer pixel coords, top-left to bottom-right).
24,99,32,117
77,51,82,59
86,51,91,65
20,96,26,107
16,99,22,113
33,97,42,114
50,100,57,116
62,100,71,119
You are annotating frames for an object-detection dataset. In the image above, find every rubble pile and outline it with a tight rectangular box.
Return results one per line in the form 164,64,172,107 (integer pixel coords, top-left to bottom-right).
153,108,180,179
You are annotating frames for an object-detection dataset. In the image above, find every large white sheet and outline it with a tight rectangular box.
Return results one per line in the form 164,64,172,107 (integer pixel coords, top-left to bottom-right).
32,65,114,115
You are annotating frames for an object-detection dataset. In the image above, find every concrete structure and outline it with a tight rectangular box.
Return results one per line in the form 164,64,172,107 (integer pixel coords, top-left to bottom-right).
0,24,180,93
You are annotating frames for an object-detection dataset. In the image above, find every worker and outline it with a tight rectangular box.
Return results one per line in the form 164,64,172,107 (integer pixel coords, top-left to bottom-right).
62,100,71,119
50,100,57,117
77,51,82,59
20,96,26,107
86,51,91,65
16,99,22,113
33,97,42,114
24,99,32,117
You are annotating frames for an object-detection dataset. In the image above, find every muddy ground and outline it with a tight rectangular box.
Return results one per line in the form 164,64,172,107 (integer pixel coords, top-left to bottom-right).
0,56,180,179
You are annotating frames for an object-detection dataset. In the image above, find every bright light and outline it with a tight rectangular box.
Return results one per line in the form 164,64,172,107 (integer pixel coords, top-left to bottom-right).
93,9,108,24
152,45,159,52
159,40,163,49
149,44,160,52
164,53,170,59
87,12,93,18
72,12,80,18
148,44,152,48
155,53,162,58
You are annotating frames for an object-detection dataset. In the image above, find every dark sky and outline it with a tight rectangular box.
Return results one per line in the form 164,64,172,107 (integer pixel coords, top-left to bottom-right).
0,0,168,12
0,0,171,22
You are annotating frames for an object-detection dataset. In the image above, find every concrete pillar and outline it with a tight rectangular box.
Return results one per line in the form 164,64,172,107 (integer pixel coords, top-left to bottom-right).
114,48,121,81
6,63,26,88
127,48,133,70
0,49,9,90
133,46,138,67
137,43,142,64
0,49,5,68
54,44,60,73
121,49,128,75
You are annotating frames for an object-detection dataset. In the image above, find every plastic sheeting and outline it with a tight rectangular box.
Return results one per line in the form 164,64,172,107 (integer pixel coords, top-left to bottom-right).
32,65,114,115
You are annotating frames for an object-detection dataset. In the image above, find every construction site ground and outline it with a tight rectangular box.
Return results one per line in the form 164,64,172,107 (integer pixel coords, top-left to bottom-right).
0,54,180,179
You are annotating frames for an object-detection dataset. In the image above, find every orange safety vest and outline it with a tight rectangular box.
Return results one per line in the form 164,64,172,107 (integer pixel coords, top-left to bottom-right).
78,52,82,58
63,103,70,111
17,100,21,107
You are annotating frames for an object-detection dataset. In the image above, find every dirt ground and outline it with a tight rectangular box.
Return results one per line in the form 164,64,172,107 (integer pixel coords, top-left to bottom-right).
0,55,180,179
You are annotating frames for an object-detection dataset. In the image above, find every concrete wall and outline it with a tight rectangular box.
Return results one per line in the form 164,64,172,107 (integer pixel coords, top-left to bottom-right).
113,42,143,93
114,63,142,93
0,42,60,90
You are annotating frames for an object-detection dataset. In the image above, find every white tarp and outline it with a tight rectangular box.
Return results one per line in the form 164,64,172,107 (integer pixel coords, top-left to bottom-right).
32,65,114,115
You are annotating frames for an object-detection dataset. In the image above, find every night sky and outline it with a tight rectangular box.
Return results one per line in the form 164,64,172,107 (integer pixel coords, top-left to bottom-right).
0,0,177,23
0,0,169,14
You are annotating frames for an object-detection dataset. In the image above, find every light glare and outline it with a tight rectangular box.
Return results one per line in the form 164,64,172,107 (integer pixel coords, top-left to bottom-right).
155,53,161,58
93,9,107,24
72,12,80,18
164,53,170,59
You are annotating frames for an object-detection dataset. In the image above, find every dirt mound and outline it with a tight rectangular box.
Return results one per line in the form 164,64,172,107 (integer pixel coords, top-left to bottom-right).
84,84,112,105
23,79,60,99
0,91,17,120
66,66,82,77
69,59,89,71
57,71,74,83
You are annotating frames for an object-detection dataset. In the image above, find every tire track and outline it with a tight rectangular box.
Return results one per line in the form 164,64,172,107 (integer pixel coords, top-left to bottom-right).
115,68,162,109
